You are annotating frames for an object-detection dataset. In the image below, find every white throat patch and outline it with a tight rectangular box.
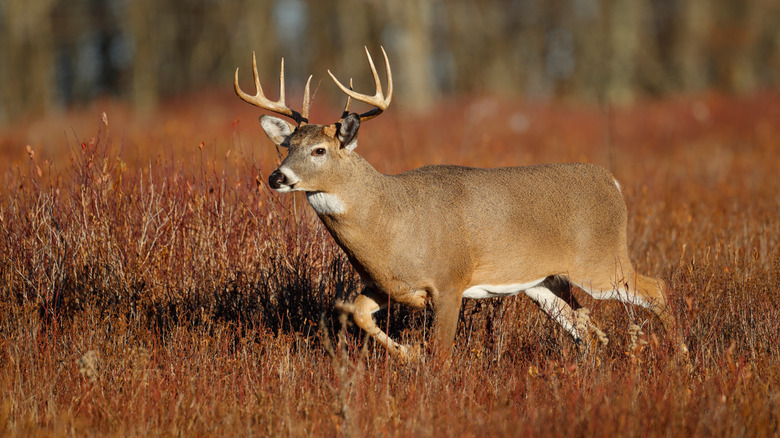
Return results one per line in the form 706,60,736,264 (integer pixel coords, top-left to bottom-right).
306,192,346,215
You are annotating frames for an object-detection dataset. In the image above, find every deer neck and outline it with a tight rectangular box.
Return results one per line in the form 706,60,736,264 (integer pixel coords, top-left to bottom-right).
306,154,400,261
306,154,390,219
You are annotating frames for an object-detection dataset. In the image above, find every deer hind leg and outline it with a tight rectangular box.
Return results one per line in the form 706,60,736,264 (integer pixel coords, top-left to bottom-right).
540,275,607,347
572,269,676,335
633,274,676,334
523,275,605,347
346,287,416,362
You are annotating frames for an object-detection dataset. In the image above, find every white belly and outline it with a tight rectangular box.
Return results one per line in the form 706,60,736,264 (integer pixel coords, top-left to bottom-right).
462,278,547,299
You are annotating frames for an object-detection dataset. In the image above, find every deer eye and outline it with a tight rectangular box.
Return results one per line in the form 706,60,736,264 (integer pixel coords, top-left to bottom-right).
312,148,326,156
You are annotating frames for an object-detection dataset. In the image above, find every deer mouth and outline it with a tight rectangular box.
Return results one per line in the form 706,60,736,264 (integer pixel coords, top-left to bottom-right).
269,167,301,192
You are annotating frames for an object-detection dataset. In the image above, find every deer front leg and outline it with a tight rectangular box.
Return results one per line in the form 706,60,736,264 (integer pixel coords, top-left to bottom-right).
343,287,416,362
431,291,462,360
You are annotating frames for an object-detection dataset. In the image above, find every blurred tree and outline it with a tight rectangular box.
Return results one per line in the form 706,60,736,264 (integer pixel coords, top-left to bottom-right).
721,0,762,93
0,0,57,123
126,0,164,112
674,0,712,92
605,0,644,104
568,0,609,101
386,0,436,111
1,0,779,124
230,0,278,90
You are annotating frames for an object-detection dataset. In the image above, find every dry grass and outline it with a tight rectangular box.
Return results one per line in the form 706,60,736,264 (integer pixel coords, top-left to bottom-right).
1,92,779,436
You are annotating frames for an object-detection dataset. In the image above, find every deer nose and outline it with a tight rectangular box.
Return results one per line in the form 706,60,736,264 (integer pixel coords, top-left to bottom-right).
268,170,286,189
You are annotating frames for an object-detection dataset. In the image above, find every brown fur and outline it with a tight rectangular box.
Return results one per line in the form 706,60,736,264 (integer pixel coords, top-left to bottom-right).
261,117,675,361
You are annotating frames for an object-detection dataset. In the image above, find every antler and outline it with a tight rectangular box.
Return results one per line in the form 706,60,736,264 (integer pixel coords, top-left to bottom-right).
234,52,312,125
339,78,354,120
328,47,393,122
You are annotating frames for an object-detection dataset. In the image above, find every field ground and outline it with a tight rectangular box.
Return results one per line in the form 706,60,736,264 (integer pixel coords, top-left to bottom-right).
1,91,779,436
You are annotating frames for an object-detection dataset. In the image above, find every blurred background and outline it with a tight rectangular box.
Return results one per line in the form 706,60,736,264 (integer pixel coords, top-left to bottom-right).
1,0,779,126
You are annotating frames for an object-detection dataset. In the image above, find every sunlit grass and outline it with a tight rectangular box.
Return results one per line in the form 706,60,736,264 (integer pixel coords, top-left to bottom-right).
1,92,779,436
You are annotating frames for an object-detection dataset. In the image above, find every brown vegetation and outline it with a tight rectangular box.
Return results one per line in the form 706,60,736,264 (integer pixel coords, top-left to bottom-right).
1,92,779,436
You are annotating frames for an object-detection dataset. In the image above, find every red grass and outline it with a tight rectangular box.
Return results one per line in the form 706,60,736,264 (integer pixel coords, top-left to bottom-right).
1,91,779,436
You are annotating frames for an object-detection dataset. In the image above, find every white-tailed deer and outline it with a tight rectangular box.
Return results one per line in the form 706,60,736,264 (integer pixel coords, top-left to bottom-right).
235,47,676,361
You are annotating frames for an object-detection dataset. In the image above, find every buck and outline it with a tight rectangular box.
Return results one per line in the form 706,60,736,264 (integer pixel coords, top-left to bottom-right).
234,48,676,361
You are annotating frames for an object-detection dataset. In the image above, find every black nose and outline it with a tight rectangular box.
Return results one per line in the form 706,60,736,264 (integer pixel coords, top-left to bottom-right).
268,170,286,189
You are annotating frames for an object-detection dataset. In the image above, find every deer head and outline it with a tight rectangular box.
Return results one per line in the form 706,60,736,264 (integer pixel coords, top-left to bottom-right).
234,47,392,196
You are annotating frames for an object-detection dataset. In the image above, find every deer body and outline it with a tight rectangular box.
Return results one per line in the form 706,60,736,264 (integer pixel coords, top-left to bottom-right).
315,161,626,299
235,48,675,361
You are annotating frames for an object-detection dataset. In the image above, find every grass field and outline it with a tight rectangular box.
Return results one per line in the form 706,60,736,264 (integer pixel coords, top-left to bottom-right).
1,91,779,436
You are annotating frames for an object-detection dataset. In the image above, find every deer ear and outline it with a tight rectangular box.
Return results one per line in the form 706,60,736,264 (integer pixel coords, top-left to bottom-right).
337,113,360,151
259,115,295,147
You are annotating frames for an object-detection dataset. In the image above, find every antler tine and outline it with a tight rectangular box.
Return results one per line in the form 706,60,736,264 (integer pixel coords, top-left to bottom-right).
234,52,308,125
252,52,266,102
381,47,393,106
277,57,286,107
301,75,312,122
339,78,354,120
328,46,393,122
